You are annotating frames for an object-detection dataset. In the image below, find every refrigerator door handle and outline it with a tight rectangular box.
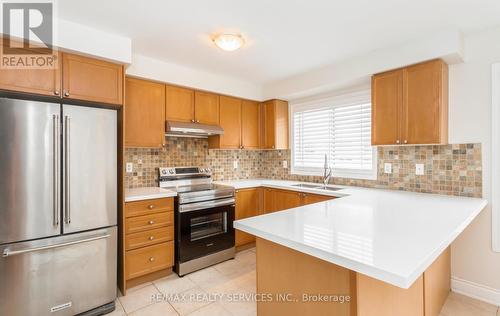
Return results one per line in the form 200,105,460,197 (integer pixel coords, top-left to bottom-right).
1,233,111,257
53,114,59,226
64,115,71,224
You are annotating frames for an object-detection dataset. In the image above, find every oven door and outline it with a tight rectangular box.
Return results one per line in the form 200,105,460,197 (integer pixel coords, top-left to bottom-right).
177,198,235,263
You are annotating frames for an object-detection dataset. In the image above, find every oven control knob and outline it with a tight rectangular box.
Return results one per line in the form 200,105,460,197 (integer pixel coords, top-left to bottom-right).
169,169,174,174
161,169,167,175
206,168,211,173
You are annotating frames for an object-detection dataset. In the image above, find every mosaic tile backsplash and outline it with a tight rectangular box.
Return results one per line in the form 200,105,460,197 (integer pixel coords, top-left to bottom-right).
125,138,482,198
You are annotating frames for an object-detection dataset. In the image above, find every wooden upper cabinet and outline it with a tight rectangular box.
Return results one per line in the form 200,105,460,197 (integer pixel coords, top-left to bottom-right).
403,60,448,145
371,59,448,145
0,41,61,96
241,100,260,149
62,53,123,105
261,100,289,149
125,78,165,148
209,96,241,149
372,69,403,145
195,91,219,125
165,85,195,122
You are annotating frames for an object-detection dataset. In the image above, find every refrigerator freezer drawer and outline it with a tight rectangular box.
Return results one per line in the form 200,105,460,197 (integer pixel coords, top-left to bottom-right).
0,227,117,316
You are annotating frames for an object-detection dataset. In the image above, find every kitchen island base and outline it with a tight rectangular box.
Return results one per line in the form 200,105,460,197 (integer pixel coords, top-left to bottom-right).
256,238,450,316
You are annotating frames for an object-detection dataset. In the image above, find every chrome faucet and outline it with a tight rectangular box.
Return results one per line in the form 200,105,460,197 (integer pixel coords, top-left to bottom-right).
323,154,332,187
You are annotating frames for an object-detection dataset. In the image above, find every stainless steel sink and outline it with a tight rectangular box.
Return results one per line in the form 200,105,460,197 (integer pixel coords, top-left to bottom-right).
319,186,342,192
292,184,322,189
291,184,343,191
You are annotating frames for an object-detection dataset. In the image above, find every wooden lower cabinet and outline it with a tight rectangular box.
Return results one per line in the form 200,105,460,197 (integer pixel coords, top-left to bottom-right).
125,226,174,251
125,197,174,218
263,188,335,213
125,211,173,234
122,197,175,293
257,238,450,316
302,193,334,205
235,188,262,246
125,241,174,280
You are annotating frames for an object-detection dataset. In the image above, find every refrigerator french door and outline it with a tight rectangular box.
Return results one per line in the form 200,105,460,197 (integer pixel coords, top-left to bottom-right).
0,98,118,316
62,104,117,233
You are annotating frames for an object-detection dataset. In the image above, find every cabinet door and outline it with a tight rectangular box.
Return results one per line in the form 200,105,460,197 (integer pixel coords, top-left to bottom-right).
219,96,242,148
262,102,276,149
302,193,334,206
403,60,448,145
235,188,260,246
274,190,302,211
62,53,123,105
0,41,61,96
125,78,165,148
372,69,403,145
195,91,219,125
241,100,260,149
264,188,276,213
165,85,195,122
274,100,289,149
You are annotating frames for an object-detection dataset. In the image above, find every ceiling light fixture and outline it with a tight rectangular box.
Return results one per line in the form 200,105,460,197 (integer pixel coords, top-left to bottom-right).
212,34,245,51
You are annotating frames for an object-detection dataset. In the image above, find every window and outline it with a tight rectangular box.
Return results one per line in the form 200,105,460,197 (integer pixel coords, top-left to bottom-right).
291,89,377,180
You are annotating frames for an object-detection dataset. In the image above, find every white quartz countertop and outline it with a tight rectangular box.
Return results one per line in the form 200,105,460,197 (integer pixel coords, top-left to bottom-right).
125,187,177,202
219,179,488,289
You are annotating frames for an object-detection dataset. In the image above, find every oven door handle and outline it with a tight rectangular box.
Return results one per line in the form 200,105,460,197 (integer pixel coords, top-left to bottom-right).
179,198,235,213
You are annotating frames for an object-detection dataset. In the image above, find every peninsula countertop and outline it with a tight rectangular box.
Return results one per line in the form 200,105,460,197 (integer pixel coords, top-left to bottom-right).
218,179,488,289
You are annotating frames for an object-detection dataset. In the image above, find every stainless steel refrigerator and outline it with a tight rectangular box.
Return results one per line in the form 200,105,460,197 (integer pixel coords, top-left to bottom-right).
0,97,118,316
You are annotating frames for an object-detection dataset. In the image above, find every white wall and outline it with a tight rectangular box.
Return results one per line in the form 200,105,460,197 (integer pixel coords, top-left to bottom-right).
126,54,263,101
265,31,464,101
448,25,500,300
56,19,131,64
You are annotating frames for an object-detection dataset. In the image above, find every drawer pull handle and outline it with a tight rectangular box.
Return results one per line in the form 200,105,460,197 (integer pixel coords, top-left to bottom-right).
149,257,155,262
149,236,154,240
148,220,155,225
148,205,154,210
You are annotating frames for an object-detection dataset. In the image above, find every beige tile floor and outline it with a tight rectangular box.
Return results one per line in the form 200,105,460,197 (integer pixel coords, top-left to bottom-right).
107,248,499,316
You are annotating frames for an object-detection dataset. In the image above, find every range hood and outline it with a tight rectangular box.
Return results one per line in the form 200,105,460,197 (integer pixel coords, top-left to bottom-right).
165,121,224,138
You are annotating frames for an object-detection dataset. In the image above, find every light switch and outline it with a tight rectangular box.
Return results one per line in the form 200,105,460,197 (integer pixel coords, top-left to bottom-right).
233,160,238,169
384,163,392,174
416,163,425,175
283,160,288,169
126,163,133,173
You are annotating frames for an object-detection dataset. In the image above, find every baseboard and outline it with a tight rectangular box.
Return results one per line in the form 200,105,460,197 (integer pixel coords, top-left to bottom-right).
451,276,500,306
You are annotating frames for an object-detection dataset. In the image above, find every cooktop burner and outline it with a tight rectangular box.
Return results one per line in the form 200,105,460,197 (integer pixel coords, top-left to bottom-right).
158,167,235,204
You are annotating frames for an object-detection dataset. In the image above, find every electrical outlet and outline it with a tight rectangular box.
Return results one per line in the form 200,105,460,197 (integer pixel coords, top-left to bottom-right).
283,160,288,169
126,163,133,173
233,160,238,169
416,163,425,175
384,163,392,174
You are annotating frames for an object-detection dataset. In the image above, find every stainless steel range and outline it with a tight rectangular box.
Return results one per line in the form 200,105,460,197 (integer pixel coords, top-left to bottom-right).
159,167,235,276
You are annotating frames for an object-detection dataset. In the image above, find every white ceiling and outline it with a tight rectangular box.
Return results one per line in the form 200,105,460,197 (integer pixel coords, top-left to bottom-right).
58,0,500,85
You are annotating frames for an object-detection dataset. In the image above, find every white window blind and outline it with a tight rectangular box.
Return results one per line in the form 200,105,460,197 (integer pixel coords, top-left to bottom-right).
291,90,377,180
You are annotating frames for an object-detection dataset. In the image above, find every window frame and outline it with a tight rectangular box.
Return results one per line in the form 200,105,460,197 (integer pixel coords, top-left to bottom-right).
289,89,378,180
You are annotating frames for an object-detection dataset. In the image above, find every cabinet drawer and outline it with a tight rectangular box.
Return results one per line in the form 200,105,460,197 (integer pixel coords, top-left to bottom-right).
125,212,173,234
125,226,174,251
125,241,173,280
125,198,173,218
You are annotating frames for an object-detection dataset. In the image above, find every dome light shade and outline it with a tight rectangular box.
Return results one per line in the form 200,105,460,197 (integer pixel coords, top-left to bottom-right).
213,34,245,51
